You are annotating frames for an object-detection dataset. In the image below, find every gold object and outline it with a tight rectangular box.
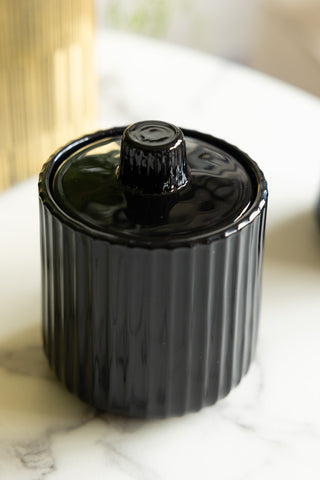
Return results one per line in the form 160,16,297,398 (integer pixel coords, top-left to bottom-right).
0,0,96,191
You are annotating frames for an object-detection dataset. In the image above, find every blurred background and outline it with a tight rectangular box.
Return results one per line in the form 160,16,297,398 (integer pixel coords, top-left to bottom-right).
1,0,319,192
96,0,320,97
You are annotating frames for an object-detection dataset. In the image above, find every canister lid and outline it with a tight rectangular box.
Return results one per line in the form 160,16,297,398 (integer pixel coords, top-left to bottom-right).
43,121,267,247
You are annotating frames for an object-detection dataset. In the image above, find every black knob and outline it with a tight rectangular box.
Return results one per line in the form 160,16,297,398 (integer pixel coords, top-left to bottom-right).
118,120,189,194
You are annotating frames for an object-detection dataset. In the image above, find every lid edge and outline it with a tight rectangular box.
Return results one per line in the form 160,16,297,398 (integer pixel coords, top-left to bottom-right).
38,126,268,249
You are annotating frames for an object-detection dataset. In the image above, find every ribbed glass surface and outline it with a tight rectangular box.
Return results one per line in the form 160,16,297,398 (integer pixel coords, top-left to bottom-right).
39,200,267,417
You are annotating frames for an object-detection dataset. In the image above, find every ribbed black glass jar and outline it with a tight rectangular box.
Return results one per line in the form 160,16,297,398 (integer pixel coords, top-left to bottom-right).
39,121,268,418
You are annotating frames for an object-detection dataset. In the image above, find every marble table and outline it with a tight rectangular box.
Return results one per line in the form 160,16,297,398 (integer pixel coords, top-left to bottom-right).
0,31,320,479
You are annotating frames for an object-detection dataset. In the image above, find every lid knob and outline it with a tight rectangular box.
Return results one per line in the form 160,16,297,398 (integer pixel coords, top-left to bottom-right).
118,120,189,194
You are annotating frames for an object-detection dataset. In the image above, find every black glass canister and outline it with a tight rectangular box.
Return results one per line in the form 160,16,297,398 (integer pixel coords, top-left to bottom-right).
38,120,268,418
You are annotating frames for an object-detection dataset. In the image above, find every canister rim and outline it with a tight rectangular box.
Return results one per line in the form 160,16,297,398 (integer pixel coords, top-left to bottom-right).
38,126,268,249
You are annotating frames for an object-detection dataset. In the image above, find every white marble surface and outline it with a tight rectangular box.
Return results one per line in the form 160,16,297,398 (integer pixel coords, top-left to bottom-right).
0,31,320,479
